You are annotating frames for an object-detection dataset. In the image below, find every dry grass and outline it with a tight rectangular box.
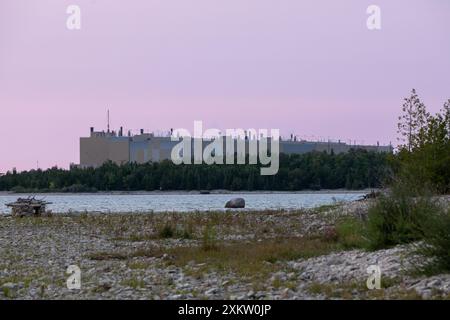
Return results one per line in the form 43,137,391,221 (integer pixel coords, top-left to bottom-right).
87,247,160,261
2,209,313,243
166,236,338,277
120,277,146,289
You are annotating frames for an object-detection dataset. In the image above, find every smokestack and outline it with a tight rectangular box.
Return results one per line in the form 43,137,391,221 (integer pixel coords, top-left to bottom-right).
119,127,123,137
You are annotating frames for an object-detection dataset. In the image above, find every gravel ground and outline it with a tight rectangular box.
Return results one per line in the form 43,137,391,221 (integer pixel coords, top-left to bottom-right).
0,198,449,300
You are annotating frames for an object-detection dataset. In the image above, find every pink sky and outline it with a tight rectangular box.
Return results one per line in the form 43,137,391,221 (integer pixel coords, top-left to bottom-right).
1,0,449,172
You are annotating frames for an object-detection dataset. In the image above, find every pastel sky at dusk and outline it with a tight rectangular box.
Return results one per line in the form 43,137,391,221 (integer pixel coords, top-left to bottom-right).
0,0,449,172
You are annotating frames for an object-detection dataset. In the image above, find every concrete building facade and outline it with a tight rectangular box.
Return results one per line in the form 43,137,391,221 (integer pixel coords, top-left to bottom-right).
79,127,393,168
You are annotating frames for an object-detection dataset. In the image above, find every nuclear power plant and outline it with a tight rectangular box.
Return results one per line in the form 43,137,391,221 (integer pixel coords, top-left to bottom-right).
79,126,393,168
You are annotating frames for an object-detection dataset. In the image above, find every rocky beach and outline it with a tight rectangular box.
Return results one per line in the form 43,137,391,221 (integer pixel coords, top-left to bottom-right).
0,198,449,300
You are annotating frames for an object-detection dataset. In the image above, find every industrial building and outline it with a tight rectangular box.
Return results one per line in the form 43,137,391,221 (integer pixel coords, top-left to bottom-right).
79,127,393,168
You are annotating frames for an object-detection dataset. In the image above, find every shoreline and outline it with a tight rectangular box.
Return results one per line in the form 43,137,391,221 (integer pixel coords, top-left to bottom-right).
0,189,377,196
0,198,448,300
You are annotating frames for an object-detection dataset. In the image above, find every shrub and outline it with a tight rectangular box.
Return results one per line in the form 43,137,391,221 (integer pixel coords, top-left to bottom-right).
180,228,193,239
158,223,175,239
322,226,338,243
365,183,439,250
417,206,450,274
335,217,367,249
155,221,194,239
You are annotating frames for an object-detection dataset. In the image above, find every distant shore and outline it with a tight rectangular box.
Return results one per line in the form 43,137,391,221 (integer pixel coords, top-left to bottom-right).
0,189,377,196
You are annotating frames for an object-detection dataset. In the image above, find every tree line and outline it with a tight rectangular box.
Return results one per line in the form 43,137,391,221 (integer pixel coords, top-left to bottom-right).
396,89,450,194
332,90,450,275
0,149,391,192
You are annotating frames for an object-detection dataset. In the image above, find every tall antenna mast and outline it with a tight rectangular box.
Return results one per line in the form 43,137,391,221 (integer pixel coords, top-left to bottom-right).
107,109,110,133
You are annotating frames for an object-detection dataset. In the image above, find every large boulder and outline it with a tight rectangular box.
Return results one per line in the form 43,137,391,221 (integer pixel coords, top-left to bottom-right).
225,198,245,209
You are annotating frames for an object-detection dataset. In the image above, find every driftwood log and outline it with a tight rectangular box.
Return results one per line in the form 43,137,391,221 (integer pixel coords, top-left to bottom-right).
5,197,52,217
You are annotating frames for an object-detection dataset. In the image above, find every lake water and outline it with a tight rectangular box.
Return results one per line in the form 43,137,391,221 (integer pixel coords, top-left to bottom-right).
0,192,366,214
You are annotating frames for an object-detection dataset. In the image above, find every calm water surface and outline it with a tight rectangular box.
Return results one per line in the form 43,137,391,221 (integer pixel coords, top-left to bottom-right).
0,192,366,214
